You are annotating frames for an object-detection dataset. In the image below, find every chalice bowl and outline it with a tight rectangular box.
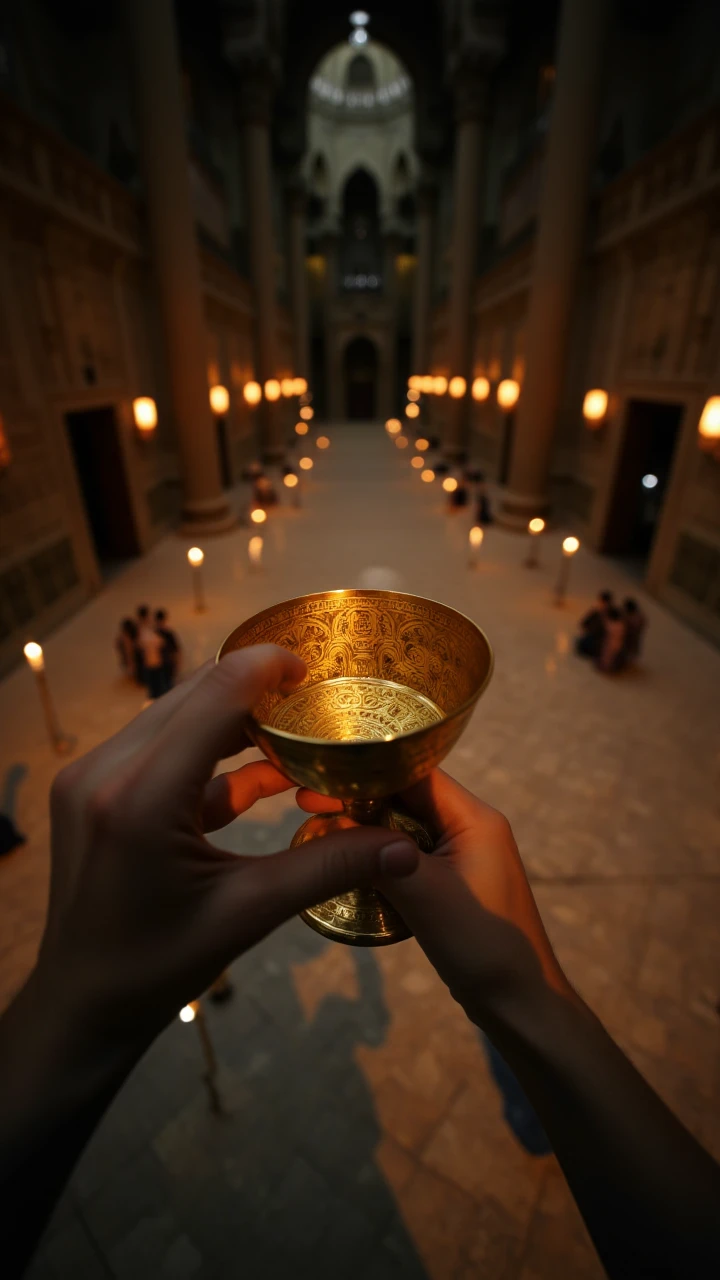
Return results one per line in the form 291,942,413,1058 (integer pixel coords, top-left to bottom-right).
217,590,493,946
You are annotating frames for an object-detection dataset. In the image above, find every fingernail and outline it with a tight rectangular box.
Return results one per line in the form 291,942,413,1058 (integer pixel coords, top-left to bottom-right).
380,840,418,876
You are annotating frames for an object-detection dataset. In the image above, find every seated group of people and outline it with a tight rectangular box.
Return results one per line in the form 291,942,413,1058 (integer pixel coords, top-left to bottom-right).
576,590,646,673
116,604,181,699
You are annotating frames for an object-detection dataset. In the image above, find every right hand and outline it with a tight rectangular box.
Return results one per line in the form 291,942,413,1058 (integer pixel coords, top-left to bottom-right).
298,769,570,1026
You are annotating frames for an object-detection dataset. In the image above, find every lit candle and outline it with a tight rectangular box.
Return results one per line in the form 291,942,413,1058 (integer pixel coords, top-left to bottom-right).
468,525,484,567
23,642,74,754
248,535,263,569
554,536,580,605
525,517,546,568
250,507,267,524
284,471,301,506
187,546,206,612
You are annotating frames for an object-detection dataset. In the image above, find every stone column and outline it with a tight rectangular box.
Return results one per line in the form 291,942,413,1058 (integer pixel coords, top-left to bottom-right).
322,228,343,421
127,0,234,533
411,176,436,377
499,0,610,527
239,70,283,460
444,73,490,458
286,179,310,382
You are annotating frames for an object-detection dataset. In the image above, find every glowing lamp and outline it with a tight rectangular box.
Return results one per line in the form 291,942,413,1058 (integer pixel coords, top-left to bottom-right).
316,435,330,449
415,438,429,451
299,405,314,421
385,418,401,434
411,455,424,469
407,389,420,402
497,379,520,409
421,468,435,483
243,380,262,406
469,526,484,549
699,396,720,443
421,376,434,395
295,421,309,435
405,402,420,419
299,456,313,470
433,376,448,396
395,435,408,449
562,536,580,556
23,641,44,672
448,376,466,399
529,518,545,535
250,507,267,524
187,546,204,567
472,377,490,402
294,377,308,396
442,476,458,492
133,396,157,435
583,388,608,425
408,375,423,392
284,472,299,488
179,1004,197,1023
264,379,281,401
209,384,230,415
248,535,263,567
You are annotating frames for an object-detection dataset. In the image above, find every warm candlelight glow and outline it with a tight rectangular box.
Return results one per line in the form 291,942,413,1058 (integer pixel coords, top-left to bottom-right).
293,376,308,396
132,396,158,433
179,1004,197,1023
497,379,520,409
442,476,458,492
411,455,424,469
264,379,281,401
472,376,490,402
299,456,314,470
385,418,401,434
23,641,44,672
582,388,608,425
250,507,267,524
448,376,466,399
284,472,299,488
407,389,421,402
209,384,230,415
187,546,204,566
295,421,309,435
469,526,484,548
415,437,429,451
405,402,420,419
563,536,580,555
248,535,263,565
243,380,262,406
699,395,720,441
316,435,330,449
529,517,546,534
408,375,423,391
432,376,448,396
395,435,408,448
421,376,434,395
421,468,435,483
299,405,314,420
280,377,295,397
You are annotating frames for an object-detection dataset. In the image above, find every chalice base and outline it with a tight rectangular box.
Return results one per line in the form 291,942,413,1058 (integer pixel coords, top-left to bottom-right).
291,807,435,946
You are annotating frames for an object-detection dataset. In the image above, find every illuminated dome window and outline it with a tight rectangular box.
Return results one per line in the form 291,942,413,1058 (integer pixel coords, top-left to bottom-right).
310,41,411,113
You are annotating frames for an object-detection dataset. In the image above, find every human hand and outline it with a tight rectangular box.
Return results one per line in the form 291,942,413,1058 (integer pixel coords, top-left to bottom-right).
297,769,570,1027
37,647,418,1051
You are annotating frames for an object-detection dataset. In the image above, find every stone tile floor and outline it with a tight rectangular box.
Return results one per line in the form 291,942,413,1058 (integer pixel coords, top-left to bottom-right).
1,425,719,1279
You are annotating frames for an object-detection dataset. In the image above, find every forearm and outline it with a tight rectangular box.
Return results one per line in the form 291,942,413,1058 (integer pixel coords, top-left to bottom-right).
0,973,140,1277
481,984,720,1279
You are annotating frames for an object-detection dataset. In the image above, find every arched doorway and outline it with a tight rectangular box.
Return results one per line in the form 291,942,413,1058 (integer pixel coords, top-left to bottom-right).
343,336,378,419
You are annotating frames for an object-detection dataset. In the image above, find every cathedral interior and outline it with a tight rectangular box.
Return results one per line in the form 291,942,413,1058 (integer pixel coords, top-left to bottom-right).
1,1,719,1277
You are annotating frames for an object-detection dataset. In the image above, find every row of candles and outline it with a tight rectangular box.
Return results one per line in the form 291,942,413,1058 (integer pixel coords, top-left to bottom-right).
132,378,315,439
385,417,582,605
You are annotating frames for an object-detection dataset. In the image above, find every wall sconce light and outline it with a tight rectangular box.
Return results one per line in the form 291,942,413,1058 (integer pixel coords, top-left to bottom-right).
133,396,158,438
698,395,720,456
209,384,230,415
582,388,608,427
264,379,281,402
280,378,295,397
432,376,448,395
0,413,11,472
293,376,308,396
408,375,423,392
421,376,434,395
448,376,467,399
472,376,490,402
497,379,520,410
243,380,262,406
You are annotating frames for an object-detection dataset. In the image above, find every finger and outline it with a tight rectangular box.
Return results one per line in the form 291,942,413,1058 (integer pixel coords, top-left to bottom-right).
398,769,495,838
221,825,419,948
295,789,344,814
134,646,306,804
203,761,295,831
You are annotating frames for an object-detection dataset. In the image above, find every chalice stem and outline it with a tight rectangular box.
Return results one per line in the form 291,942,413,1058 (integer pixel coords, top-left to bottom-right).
343,798,388,825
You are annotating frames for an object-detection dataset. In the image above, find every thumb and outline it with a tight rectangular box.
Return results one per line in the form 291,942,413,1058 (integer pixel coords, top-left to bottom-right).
226,826,419,947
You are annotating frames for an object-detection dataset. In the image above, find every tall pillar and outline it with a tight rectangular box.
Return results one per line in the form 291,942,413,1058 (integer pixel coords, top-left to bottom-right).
411,176,436,377
444,73,490,458
127,0,234,533
322,229,342,421
239,71,283,461
499,0,610,527
286,179,310,382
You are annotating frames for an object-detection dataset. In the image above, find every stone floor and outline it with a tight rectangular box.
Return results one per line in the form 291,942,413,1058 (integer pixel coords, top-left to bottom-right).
2,425,719,1280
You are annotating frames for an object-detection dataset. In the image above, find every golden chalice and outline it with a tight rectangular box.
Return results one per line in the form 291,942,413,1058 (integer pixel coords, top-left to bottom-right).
218,590,493,946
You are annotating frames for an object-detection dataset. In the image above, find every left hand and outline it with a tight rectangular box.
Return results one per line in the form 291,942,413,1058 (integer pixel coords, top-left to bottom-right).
36,646,418,1050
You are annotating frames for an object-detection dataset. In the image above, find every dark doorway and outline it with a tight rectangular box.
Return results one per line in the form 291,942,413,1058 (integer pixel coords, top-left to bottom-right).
344,336,378,419
601,399,683,570
498,412,515,484
215,417,232,488
65,406,140,576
